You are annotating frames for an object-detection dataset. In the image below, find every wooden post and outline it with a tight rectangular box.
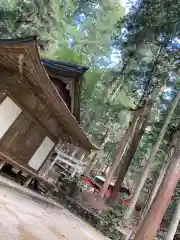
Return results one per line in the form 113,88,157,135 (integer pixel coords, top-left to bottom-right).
42,155,58,177
71,147,79,157
23,176,33,187
45,188,51,197
71,152,86,178
134,138,180,240
0,160,5,170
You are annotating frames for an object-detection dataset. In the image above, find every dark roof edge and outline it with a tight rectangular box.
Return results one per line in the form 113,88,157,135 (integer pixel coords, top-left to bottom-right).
41,58,88,73
0,36,37,44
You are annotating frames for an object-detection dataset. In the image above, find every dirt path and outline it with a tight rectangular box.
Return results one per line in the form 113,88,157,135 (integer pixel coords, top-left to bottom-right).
0,181,109,240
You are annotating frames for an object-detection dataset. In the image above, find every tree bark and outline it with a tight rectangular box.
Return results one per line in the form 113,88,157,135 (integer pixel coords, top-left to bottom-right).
99,107,143,198
109,114,148,203
165,198,180,240
134,131,180,240
125,91,180,221
142,155,170,218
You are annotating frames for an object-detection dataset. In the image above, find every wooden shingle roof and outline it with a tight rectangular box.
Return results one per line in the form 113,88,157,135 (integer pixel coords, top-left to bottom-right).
0,36,97,151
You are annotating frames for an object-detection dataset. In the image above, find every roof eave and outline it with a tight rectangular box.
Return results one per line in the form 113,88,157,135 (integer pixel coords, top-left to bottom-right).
0,36,97,152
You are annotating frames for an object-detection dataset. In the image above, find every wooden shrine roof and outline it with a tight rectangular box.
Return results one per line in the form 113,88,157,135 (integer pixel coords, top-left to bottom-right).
0,36,97,151
41,58,88,79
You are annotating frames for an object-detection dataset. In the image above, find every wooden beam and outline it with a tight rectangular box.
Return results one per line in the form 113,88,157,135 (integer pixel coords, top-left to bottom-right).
0,151,54,188
0,69,59,142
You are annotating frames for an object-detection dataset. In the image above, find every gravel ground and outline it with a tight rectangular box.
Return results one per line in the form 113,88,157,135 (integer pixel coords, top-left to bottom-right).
0,177,109,240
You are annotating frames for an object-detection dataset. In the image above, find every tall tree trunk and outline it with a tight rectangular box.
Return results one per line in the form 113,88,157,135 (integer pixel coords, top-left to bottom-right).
165,198,180,240
99,107,144,198
125,91,180,221
84,63,129,176
142,155,170,218
109,114,148,203
134,129,180,240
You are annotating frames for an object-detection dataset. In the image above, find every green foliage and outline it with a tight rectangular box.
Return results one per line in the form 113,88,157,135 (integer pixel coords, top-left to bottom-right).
0,0,59,48
74,0,125,65
98,205,126,240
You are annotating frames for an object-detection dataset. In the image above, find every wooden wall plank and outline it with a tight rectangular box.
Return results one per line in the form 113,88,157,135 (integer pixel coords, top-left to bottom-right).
22,123,45,166
10,82,60,141
0,112,45,167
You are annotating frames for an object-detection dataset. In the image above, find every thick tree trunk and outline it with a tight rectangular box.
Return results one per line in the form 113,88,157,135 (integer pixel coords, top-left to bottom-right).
109,115,148,203
99,107,143,198
134,132,180,240
125,91,180,221
165,199,180,240
142,155,170,218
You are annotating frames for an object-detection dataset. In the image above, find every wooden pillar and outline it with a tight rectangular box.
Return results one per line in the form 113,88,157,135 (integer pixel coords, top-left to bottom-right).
71,152,86,178
42,155,58,177
134,150,180,240
0,160,5,170
71,147,79,157
23,176,33,187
